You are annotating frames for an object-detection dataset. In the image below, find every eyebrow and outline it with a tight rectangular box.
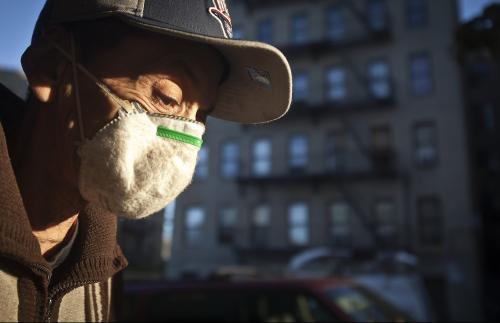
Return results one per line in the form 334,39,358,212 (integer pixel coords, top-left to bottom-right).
175,60,202,90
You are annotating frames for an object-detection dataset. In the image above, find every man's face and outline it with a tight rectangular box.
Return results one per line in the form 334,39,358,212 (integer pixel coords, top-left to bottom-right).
21,24,225,197
73,27,225,139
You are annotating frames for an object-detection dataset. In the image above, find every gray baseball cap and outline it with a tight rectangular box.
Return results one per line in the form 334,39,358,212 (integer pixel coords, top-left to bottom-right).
33,0,292,124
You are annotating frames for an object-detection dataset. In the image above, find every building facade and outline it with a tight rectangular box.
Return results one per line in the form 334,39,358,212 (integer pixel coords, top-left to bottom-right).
458,5,500,321
171,0,482,320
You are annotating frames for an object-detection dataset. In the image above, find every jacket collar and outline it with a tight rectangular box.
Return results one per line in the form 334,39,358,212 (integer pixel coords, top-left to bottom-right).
0,83,127,281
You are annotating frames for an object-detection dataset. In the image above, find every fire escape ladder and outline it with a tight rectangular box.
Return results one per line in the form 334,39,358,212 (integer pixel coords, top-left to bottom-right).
339,48,374,102
340,0,390,35
338,115,372,162
336,183,381,248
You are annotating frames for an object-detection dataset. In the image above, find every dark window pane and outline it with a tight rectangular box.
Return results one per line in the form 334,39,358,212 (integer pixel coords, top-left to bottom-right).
291,13,309,44
288,203,309,246
414,122,438,167
367,0,387,31
407,0,428,28
418,196,444,245
410,53,433,96
289,134,309,171
257,19,274,43
185,207,205,246
326,6,345,41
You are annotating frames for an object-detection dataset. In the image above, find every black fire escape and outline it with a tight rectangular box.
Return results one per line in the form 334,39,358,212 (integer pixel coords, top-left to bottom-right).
235,0,411,257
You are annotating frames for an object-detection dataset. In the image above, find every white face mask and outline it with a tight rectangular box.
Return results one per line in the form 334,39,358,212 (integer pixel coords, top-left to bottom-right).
49,34,205,219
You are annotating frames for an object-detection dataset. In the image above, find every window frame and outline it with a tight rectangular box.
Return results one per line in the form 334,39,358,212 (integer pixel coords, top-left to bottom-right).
251,203,272,247
288,133,310,172
292,70,310,103
406,0,429,29
194,145,209,180
409,51,435,97
287,202,311,247
324,65,347,103
366,57,392,100
257,18,274,44
251,137,273,177
184,206,206,247
217,206,238,245
325,5,345,42
220,140,240,180
366,0,388,31
327,200,353,248
372,198,398,248
417,195,445,246
290,12,310,45
413,120,439,169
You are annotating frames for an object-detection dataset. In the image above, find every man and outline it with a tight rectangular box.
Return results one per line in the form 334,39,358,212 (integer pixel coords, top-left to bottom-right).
0,0,291,321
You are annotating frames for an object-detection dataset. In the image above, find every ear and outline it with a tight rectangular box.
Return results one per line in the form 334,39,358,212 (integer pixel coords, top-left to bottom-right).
21,26,72,104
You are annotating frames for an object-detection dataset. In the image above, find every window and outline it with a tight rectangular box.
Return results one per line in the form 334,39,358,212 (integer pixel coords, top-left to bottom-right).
252,138,272,176
326,131,353,172
367,59,391,99
293,71,309,103
371,125,392,151
326,6,345,41
417,196,444,245
410,53,433,96
289,134,309,171
194,146,209,179
185,207,205,246
288,203,309,246
483,103,496,131
233,25,244,39
291,13,309,44
326,67,347,102
252,204,271,247
414,122,438,167
218,207,237,245
329,202,351,247
407,0,428,28
257,19,274,44
367,0,387,31
374,200,397,247
221,141,239,179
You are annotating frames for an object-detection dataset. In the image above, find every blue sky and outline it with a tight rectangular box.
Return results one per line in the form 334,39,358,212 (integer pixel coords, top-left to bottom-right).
0,0,499,70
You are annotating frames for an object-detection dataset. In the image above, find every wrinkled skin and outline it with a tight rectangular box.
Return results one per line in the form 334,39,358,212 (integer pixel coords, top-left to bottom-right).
17,22,224,257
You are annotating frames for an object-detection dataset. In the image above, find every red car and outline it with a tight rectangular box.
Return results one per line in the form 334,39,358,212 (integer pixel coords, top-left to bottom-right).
121,278,411,322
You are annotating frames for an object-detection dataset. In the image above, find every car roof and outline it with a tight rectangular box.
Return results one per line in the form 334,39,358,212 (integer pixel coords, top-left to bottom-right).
124,277,356,293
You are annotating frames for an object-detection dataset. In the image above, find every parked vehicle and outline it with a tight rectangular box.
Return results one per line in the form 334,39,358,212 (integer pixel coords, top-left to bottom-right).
121,278,412,322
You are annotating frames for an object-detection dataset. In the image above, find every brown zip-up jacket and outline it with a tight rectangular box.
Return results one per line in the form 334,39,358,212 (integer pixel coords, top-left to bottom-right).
0,83,128,322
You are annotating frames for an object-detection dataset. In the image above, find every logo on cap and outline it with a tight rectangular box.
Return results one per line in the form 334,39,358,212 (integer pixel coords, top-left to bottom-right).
208,0,233,39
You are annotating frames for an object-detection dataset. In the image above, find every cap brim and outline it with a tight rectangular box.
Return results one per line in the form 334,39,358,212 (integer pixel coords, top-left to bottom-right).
118,15,292,124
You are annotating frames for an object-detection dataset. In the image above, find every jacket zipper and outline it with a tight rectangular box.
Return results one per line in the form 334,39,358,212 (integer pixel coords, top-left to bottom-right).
43,280,100,322
31,263,98,322
30,263,52,322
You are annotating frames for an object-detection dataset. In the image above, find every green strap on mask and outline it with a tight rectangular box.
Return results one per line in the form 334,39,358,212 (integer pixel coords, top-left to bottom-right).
156,126,203,148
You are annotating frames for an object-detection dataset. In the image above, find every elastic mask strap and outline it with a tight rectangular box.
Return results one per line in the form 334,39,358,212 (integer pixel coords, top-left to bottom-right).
45,33,135,140
69,34,86,141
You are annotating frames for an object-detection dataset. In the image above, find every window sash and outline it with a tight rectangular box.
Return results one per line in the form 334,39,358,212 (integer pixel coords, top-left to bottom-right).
257,20,274,43
407,0,428,27
367,0,387,31
326,7,345,41
289,204,309,245
292,14,309,44
410,54,433,95
222,143,239,178
253,140,272,175
185,207,205,245
293,72,309,102
194,146,209,179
